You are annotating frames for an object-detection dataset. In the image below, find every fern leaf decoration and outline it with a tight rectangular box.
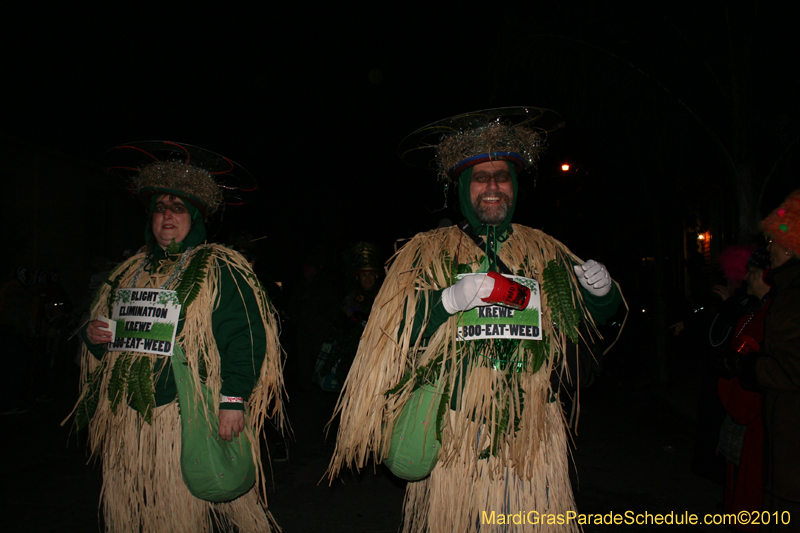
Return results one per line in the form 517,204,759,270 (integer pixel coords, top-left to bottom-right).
176,248,211,309
128,357,154,424
108,353,132,413
543,260,580,342
521,335,549,373
75,364,105,430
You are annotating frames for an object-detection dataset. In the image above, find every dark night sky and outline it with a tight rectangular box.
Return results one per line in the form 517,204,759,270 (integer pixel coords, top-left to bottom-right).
3,1,799,286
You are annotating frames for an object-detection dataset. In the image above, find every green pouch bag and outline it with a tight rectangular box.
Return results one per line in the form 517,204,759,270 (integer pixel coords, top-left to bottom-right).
383,382,443,481
171,345,256,502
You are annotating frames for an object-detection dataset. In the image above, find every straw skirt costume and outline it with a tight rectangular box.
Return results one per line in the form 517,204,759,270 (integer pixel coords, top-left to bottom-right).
330,224,621,532
74,244,284,532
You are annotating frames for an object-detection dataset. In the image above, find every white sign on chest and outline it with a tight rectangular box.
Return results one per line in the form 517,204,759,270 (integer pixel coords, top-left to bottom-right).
456,274,543,341
108,289,182,355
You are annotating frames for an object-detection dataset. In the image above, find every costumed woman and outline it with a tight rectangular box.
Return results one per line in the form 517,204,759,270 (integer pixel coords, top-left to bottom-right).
718,247,771,531
66,141,285,532
328,108,625,532
735,190,800,531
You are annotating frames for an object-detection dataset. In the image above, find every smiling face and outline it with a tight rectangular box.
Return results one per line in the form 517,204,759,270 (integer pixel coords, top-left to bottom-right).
469,160,514,226
151,195,192,248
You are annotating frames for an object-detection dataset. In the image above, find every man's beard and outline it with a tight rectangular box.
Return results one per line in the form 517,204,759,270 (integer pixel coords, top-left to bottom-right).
472,192,512,225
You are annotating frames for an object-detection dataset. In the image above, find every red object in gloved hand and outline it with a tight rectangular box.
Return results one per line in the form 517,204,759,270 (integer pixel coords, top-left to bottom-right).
481,271,531,310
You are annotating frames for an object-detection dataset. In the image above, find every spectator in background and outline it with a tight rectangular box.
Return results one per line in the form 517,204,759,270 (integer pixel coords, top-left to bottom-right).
718,247,771,530
737,190,800,530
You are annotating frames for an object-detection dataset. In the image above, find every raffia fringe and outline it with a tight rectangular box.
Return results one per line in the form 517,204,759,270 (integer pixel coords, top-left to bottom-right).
402,403,578,533
100,402,279,533
328,224,603,480
66,245,285,532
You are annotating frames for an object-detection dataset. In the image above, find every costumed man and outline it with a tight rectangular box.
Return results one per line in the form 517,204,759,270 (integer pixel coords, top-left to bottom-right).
314,242,383,392
341,242,383,322
66,142,285,533
328,108,625,532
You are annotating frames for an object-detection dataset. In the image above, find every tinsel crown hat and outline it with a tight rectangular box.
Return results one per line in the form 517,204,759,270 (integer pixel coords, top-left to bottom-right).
107,141,257,218
398,106,564,182
762,189,800,256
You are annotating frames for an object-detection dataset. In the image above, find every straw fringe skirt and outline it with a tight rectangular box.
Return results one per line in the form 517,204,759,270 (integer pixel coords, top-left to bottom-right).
401,401,577,533
74,246,284,532
100,402,278,533
329,226,606,532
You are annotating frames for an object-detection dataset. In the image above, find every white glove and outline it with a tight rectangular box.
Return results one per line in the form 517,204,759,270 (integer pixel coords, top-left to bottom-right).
573,260,611,297
441,274,495,314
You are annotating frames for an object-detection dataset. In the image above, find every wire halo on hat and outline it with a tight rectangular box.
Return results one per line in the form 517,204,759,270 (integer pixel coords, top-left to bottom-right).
106,140,257,217
398,106,565,182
